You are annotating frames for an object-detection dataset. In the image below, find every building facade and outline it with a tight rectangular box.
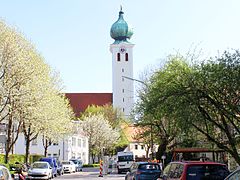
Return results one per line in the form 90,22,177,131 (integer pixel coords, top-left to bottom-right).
14,130,89,164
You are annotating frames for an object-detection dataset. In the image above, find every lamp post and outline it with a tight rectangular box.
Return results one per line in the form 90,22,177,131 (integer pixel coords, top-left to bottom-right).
122,76,154,160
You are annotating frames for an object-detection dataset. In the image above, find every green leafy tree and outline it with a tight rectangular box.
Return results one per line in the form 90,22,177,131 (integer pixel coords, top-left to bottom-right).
136,50,240,164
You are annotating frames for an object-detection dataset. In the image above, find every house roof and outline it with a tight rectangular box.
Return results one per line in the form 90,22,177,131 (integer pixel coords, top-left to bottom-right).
65,93,113,117
121,124,144,143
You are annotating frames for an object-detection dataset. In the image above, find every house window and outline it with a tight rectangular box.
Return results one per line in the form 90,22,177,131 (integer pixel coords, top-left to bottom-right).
117,53,120,61
122,89,124,93
125,53,128,61
48,154,51,157
72,137,76,146
32,138,37,146
83,139,86,148
53,153,58,157
141,145,144,150
53,142,58,146
135,144,138,150
78,139,81,147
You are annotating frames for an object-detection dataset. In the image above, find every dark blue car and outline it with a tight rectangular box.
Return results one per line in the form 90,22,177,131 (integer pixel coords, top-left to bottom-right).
39,157,58,178
125,162,161,180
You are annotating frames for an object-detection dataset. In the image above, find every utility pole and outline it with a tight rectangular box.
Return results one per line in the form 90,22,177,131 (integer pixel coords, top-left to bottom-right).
122,76,154,160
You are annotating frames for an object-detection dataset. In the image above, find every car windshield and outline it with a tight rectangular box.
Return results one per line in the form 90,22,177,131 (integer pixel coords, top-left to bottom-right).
186,164,229,180
32,163,48,169
62,162,70,165
118,155,133,162
139,164,160,170
70,160,77,164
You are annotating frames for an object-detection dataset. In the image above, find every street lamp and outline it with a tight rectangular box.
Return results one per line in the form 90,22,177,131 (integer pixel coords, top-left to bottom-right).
122,76,154,160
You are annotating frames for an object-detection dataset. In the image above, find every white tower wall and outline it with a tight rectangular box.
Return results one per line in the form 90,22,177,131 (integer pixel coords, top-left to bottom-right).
110,42,134,118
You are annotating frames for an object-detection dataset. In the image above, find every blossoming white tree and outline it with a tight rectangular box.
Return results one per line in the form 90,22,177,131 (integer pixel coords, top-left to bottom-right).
0,20,74,163
81,114,119,163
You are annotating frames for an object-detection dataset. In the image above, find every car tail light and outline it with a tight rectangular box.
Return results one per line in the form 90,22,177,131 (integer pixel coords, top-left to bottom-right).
136,171,141,175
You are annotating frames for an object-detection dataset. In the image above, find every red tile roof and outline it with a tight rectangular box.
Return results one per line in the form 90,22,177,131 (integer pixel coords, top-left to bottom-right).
65,93,113,117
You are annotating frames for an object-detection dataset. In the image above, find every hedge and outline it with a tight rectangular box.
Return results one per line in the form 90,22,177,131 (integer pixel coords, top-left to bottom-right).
83,164,100,167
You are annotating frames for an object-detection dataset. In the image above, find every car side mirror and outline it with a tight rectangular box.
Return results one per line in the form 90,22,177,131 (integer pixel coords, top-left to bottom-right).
50,167,52,169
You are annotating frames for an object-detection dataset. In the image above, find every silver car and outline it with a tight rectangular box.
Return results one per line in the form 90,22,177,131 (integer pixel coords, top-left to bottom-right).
27,161,52,180
0,165,11,180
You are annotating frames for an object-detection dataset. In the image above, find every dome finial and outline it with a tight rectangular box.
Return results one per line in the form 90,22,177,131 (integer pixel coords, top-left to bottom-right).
110,7,134,44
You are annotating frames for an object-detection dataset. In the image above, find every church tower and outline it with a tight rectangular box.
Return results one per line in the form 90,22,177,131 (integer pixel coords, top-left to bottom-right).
110,7,134,118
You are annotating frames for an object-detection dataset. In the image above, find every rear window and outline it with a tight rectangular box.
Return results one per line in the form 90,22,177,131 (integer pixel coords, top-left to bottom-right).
33,163,48,169
62,162,70,165
139,164,160,170
118,155,134,162
186,164,229,180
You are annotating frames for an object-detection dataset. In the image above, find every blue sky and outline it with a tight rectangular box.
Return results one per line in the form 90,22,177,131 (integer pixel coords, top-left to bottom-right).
0,0,239,92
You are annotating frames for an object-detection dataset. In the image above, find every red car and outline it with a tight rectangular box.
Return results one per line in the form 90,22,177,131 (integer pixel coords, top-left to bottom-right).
160,161,230,180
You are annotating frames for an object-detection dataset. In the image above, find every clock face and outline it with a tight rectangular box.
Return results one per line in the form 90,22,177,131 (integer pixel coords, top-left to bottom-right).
120,47,126,53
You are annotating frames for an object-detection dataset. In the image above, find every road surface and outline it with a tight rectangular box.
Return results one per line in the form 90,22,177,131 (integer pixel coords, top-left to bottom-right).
55,167,125,180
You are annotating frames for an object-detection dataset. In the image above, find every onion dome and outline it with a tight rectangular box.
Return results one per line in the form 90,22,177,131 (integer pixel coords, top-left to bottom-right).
110,7,133,44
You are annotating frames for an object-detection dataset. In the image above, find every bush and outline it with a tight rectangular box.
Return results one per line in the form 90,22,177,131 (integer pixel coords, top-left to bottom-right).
29,154,44,164
83,164,100,167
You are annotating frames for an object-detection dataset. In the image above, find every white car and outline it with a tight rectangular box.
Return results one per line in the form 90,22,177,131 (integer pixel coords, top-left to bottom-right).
27,161,52,180
0,165,11,180
62,161,76,173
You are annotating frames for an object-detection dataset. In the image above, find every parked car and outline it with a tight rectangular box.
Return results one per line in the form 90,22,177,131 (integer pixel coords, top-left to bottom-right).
224,167,240,179
27,161,52,180
0,164,11,180
160,161,230,180
125,162,161,180
62,161,76,173
69,159,83,172
39,157,58,178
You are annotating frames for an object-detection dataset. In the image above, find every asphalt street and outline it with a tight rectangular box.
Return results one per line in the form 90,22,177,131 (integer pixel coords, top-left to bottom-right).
55,167,125,180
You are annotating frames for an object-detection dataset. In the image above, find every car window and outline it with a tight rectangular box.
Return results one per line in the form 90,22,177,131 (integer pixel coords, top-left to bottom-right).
227,170,240,180
172,164,184,178
169,163,178,178
163,164,171,176
62,162,70,165
139,164,160,170
186,165,229,180
2,168,10,180
33,163,48,169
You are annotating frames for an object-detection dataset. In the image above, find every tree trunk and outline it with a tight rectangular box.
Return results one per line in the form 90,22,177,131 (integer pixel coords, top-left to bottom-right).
91,152,95,164
146,145,150,159
42,136,52,157
43,138,49,157
156,138,168,163
25,135,30,163
5,113,13,164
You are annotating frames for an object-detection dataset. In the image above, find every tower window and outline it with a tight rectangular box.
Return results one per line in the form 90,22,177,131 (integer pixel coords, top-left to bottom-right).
122,89,124,93
123,108,125,112
122,68,124,72
117,53,120,61
123,98,124,102
122,77,124,81
125,53,128,61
